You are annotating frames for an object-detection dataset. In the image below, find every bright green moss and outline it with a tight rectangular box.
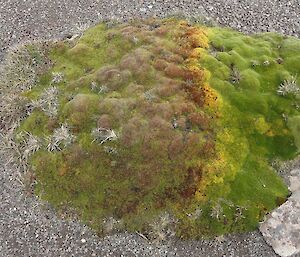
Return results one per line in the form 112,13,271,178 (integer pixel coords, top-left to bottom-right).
288,115,300,150
200,27,299,233
19,111,50,136
239,69,261,90
62,93,99,131
18,19,300,239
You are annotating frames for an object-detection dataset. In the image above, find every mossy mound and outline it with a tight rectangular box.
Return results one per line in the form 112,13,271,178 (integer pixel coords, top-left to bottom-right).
17,19,300,239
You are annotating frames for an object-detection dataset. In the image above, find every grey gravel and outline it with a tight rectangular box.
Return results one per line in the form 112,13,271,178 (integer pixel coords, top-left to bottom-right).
0,0,300,61
1,0,300,256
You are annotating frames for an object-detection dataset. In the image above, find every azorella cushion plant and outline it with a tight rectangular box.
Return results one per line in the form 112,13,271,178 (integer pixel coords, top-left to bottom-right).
7,18,300,240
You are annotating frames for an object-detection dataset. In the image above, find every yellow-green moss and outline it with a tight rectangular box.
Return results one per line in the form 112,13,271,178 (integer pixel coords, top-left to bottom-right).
19,18,300,238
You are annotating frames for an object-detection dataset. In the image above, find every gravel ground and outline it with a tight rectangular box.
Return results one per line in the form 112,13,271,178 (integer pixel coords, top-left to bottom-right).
1,0,300,256
0,0,300,61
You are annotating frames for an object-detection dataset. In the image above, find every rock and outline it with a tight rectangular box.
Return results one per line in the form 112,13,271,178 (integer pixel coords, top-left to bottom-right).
259,169,300,257
289,169,300,192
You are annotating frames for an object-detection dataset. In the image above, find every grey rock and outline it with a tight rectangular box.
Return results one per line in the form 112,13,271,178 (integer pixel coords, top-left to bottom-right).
260,168,300,257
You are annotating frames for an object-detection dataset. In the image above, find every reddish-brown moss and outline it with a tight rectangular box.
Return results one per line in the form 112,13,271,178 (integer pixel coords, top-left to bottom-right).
153,58,168,71
30,18,225,238
164,63,185,78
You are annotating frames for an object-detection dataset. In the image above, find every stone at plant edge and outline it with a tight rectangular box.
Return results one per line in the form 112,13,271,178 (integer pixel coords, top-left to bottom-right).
260,169,300,257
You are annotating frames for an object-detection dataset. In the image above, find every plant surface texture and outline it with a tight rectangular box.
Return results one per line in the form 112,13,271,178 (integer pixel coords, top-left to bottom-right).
4,18,300,240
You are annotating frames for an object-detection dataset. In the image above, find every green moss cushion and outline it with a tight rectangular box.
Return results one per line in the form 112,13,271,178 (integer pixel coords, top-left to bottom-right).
17,19,300,239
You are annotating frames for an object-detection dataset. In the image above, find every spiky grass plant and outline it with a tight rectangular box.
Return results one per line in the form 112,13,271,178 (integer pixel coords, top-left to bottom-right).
31,86,59,117
143,90,156,102
0,125,42,184
46,124,75,151
0,124,27,173
186,208,202,220
18,131,42,160
277,75,299,96
0,94,31,129
230,66,241,84
0,129,36,194
0,42,51,194
148,212,177,244
210,202,224,221
0,43,51,92
91,127,118,144
102,217,123,234
90,81,109,94
234,206,246,223
0,42,51,130
51,72,64,84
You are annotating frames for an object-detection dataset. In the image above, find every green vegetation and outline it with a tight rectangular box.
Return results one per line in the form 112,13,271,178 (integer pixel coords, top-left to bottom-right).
16,19,300,239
